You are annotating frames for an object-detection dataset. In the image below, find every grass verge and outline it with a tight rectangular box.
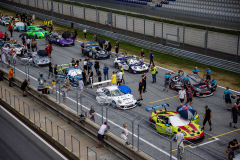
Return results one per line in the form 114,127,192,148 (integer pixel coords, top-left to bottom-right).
1,7,240,91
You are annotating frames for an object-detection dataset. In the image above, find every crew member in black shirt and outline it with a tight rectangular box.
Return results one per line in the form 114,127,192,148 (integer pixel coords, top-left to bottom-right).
138,80,144,101
140,49,145,62
82,69,87,85
225,139,240,159
81,42,85,56
76,59,81,67
201,105,212,131
230,104,238,128
94,59,100,75
142,73,147,93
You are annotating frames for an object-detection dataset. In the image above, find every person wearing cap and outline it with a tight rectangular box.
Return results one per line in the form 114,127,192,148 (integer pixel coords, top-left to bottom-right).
163,72,171,92
206,67,211,81
96,122,107,148
192,67,200,75
183,75,191,91
176,128,184,159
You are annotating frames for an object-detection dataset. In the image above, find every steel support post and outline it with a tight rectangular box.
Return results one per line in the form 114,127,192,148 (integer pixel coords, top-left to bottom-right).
125,12,127,36
160,18,163,45
236,31,239,63
142,15,145,40
181,22,185,50
133,19,134,32
95,7,98,28
205,26,208,56
51,0,53,17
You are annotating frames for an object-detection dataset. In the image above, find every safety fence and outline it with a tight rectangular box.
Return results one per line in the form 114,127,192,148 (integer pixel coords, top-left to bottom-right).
0,78,103,159
0,57,226,160
1,0,240,73
5,0,240,64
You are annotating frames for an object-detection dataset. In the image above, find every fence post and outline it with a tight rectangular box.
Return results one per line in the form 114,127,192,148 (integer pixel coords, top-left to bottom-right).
142,15,145,40
95,7,98,28
14,95,20,111
47,1,49,11
71,135,81,158
153,23,155,38
80,4,85,24
19,0,21,4
138,118,143,151
70,1,74,22
115,15,116,28
204,26,208,56
125,12,127,36
33,109,41,127
132,116,137,149
51,0,53,17
170,134,176,160
23,102,30,119
57,125,66,147
181,22,185,50
133,19,134,32
87,147,97,160
58,83,61,104
160,18,163,45
108,9,112,32
236,31,239,63
58,3,59,13
27,0,28,10
45,117,53,137
42,0,44,14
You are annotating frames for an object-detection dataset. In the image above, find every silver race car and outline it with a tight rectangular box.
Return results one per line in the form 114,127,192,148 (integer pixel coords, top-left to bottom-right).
5,43,23,55
20,51,51,66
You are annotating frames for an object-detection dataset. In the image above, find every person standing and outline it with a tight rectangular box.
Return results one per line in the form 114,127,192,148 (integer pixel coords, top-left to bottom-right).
32,14,35,24
230,104,238,128
149,50,154,66
89,106,96,121
111,71,117,86
202,105,212,131
21,78,29,97
78,78,85,97
225,139,240,159
89,69,93,88
51,80,56,94
115,41,119,57
8,23,13,37
142,73,147,93
83,56,88,70
163,72,171,92
103,64,109,80
31,38,37,51
21,36,26,45
83,28,87,40
44,33,48,45
71,58,75,67
206,67,211,81
45,44,49,56
61,86,68,104
94,59,100,75
8,68,14,87
140,49,145,62
118,70,123,83
185,87,193,106
119,66,125,84
6,52,11,68
48,62,53,79
54,64,58,79
48,43,52,58
74,29,77,39
192,67,200,75
24,24,27,32
151,65,157,83
82,69,87,85
223,87,236,110
76,59,81,67
178,86,186,105
96,122,107,148
121,130,128,142
81,42,85,56
138,80,144,101
97,71,102,83
176,128,184,159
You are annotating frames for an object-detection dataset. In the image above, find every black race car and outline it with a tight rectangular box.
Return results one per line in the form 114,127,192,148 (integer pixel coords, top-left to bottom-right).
169,70,214,97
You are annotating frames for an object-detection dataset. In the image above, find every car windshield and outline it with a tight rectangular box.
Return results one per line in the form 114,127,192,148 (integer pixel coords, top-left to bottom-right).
16,23,24,26
169,114,190,127
110,89,124,96
35,29,44,32
13,44,21,48
93,46,102,51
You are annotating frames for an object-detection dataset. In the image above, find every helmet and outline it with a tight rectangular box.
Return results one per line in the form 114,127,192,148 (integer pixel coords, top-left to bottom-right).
13,40,17,44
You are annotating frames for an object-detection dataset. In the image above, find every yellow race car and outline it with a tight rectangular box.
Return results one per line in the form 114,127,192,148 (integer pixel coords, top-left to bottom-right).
147,103,204,141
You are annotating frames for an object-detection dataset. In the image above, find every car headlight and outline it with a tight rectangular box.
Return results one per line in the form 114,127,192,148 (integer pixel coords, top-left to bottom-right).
196,88,201,92
117,100,122,104
182,132,187,136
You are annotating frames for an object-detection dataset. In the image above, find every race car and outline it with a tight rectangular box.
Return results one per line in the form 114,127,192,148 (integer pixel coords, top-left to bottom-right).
20,52,51,66
170,70,213,97
5,43,23,55
80,42,111,59
56,66,83,87
50,34,75,47
13,22,30,32
113,55,148,73
0,16,11,26
26,28,49,39
147,104,204,141
96,85,137,109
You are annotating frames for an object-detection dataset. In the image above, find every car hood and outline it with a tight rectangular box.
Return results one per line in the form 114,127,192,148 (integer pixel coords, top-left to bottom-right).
60,38,74,43
116,94,135,103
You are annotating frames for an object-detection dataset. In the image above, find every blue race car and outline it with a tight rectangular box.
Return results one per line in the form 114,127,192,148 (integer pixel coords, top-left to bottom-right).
50,34,75,47
80,42,111,59
57,67,83,87
13,22,28,32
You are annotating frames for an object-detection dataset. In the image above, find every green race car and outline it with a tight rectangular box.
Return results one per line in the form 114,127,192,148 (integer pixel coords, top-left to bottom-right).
147,103,204,141
26,28,49,39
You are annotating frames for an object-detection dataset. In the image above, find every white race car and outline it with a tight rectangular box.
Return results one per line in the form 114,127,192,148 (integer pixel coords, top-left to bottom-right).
113,55,149,73
0,16,11,26
96,86,137,110
5,43,23,54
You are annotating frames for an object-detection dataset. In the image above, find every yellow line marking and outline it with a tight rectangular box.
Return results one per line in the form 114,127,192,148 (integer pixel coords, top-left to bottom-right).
209,128,240,139
19,112,23,116
65,147,71,152
10,105,14,108
171,144,193,152
52,137,57,141
150,95,178,104
29,120,34,123
40,128,45,132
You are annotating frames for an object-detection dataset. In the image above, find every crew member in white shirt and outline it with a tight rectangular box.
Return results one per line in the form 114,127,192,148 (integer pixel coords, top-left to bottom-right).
123,124,128,137
118,70,123,83
178,86,186,105
83,28,87,40
121,130,128,141
96,122,107,148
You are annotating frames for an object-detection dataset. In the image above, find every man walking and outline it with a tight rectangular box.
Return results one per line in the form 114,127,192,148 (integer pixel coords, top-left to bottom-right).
149,50,154,66
142,73,147,93
151,65,157,83
96,122,107,148
202,105,212,131
185,87,193,106
176,128,184,159
163,72,171,92
223,87,236,110
79,78,85,97
230,104,238,128
103,64,109,80
94,59,100,75
138,80,144,101
8,68,14,87
8,23,13,37
178,86,186,105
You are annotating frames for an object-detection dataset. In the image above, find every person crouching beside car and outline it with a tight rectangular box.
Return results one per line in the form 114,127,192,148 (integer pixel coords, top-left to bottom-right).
210,78,217,92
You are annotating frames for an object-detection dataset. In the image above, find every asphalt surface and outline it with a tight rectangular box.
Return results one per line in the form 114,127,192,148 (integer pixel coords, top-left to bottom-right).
0,105,67,160
11,2,240,63
1,24,240,160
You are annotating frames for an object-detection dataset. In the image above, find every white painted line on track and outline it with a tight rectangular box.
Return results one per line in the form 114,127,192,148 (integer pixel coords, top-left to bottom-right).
189,133,219,149
0,105,68,160
12,65,177,159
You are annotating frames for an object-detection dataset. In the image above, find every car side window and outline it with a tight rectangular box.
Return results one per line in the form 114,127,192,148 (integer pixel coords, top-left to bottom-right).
105,90,111,96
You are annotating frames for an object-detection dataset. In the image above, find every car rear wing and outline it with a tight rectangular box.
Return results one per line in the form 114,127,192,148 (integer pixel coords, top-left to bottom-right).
146,103,169,112
93,80,112,89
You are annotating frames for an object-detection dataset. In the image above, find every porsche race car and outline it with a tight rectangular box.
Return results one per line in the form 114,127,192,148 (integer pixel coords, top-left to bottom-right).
20,52,51,66
0,16,11,26
170,70,213,97
26,28,49,39
113,55,148,73
147,104,204,141
5,43,23,54
50,34,75,47
96,85,137,109
13,22,28,32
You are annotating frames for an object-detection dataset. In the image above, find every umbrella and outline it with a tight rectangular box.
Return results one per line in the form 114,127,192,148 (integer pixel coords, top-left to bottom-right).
178,105,196,120
118,85,131,94
62,31,71,39
26,35,35,40
96,38,105,45
19,33,28,38
0,32,3,38
37,50,48,57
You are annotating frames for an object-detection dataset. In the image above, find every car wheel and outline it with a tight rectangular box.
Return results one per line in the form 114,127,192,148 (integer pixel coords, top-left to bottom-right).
170,82,174,89
115,63,118,69
72,43,75,46
17,28,20,32
107,55,110,59
112,101,117,108
151,120,156,129
129,67,133,73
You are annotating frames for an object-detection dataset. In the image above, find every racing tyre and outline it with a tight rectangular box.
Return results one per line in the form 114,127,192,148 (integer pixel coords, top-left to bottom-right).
72,43,75,46
151,120,156,129
129,67,133,73
107,55,110,59
112,101,117,108
17,28,20,32
170,82,174,89
115,63,118,69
